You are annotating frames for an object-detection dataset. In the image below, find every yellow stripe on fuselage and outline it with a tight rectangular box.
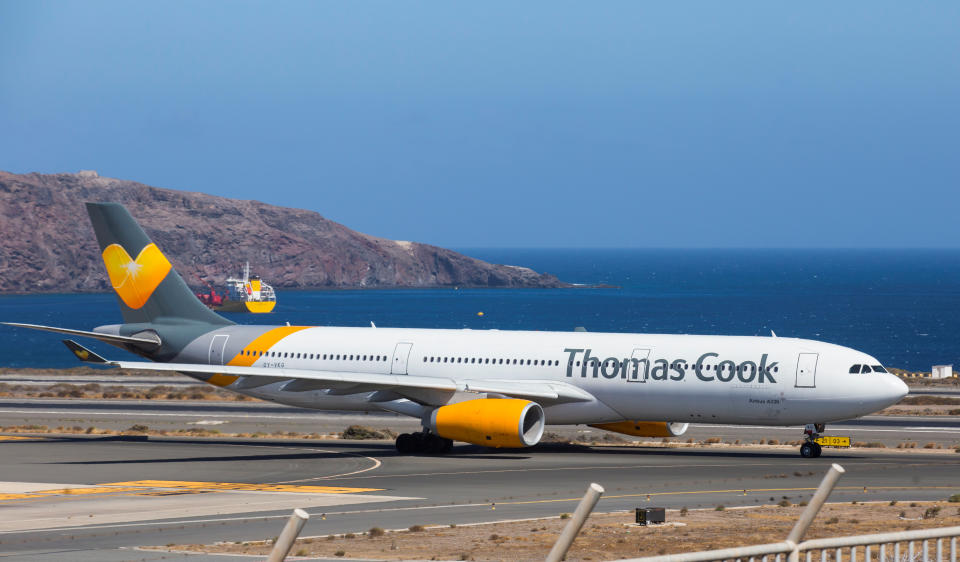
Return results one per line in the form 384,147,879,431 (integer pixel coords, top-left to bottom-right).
226,326,311,367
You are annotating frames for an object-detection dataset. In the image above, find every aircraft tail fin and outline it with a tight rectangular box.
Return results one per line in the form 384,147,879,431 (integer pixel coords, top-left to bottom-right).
85,202,232,327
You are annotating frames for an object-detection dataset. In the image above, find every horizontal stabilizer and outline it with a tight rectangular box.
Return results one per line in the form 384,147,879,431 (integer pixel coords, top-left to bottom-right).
2,322,161,348
61,340,108,364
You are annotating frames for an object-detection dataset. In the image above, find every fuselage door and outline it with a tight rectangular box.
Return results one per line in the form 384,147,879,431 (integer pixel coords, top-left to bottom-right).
795,353,818,388
627,348,651,383
391,342,414,375
209,334,229,365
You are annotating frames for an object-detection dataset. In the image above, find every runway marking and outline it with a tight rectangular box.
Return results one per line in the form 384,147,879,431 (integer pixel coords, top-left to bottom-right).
0,479,384,504
104,480,384,494
137,440,385,482
0,493,45,500
268,452,382,483
323,462,788,481
0,486,145,501
6,482,957,536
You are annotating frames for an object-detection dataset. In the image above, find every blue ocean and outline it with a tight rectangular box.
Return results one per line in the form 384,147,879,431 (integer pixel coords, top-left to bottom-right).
1,249,958,371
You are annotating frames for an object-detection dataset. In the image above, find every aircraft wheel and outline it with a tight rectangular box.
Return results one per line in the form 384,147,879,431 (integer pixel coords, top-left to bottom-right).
799,442,816,458
424,434,445,454
431,436,453,454
812,442,823,457
396,433,416,454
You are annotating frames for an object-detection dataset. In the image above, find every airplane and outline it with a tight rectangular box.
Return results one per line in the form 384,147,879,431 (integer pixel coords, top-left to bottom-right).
5,203,909,458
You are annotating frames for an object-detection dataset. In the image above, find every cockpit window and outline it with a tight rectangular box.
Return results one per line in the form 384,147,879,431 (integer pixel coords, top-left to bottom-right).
860,365,872,374
872,365,887,373
849,364,861,374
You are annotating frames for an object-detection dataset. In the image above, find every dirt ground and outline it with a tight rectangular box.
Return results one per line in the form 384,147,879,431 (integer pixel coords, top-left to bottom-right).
146,500,960,561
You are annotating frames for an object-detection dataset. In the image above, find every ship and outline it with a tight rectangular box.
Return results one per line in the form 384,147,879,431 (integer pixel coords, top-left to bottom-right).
195,262,276,313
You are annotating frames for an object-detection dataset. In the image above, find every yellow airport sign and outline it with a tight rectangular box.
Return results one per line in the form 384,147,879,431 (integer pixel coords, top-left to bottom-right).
815,435,851,448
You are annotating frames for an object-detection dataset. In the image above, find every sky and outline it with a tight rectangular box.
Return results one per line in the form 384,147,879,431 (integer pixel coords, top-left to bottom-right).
2,2,959,248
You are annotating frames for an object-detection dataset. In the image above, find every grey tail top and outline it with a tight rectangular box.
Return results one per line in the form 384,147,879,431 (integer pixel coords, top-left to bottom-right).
85,202,233,327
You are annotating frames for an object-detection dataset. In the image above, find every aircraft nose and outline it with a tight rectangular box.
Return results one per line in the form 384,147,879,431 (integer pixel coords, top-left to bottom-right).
879,374,909,406
890,375,909,401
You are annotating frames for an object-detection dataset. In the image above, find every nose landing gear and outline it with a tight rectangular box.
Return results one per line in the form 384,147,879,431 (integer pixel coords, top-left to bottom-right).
800,423,824,458
396,431,454,455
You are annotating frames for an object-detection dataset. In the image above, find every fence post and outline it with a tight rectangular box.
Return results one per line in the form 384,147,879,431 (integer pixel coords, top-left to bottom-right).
267,508,310,562
546,483,605,562
786,464,845,562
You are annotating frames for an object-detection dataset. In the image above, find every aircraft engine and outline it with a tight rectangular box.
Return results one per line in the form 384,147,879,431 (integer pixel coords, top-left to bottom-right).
427,398,545,448
590,421,689,438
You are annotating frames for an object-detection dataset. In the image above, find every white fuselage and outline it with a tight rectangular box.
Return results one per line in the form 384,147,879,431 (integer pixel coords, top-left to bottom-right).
180,326,908,427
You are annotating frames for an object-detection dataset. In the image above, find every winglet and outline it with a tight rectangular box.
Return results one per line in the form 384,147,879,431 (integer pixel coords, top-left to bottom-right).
62,340,109,364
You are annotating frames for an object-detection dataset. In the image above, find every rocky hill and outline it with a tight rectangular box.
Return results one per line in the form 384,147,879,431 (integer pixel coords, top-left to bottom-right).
0,171,568,293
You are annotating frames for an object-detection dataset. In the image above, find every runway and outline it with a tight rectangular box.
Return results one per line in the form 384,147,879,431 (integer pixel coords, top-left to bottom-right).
2,398,959,447
1,432,959,560
0,396,959,560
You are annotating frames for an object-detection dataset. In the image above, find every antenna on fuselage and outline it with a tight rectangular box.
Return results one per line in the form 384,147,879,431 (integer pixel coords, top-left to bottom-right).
771,330,777,337
371,321,376,328
574,326,587,332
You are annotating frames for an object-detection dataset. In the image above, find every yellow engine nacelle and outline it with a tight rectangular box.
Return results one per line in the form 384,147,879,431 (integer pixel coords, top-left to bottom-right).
590,421,689,438
427,398,545,448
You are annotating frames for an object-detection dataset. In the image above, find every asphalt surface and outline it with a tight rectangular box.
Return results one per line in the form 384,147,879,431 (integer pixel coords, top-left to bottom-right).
0,394,959,562
0,425,958,561
2,398,959,447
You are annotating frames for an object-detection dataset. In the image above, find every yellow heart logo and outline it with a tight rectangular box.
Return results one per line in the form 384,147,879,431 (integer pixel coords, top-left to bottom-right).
101,243,172,310
74,349,89,360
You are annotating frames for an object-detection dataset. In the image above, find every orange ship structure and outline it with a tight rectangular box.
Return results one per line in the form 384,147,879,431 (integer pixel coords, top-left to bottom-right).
196,262,276,313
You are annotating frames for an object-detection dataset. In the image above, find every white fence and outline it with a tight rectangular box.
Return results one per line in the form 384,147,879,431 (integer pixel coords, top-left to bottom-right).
616,526,960,562
549,464,960,562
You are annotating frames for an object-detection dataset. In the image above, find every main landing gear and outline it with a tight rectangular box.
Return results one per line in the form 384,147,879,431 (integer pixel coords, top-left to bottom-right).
395,431,453,455
799,423,824,458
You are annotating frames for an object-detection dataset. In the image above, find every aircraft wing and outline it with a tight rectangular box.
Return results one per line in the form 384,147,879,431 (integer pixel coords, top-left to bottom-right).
52,336,595,405
97,358,594,405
